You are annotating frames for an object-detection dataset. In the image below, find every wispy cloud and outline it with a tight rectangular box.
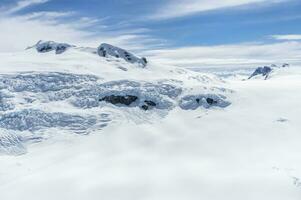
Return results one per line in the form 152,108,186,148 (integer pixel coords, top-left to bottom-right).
144,41,301,68
150,0,289,20
1,0,299,71
0,1,162,52
5,0,50,14
271,34,301,40
23,11,75,20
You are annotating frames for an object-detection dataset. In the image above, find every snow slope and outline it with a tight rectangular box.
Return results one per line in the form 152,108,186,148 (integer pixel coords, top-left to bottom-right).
0,44,301,200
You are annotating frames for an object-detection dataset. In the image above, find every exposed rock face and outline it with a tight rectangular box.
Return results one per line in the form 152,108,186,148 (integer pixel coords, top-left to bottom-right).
141,100,157,110
100,95,138,106
99,95,158,111
248,63,290,80
33,41,148,66
248,66,272,80
55,43,71,54
180,94,231,110
36,41,72,54
205,97,217,105
97,43,147,67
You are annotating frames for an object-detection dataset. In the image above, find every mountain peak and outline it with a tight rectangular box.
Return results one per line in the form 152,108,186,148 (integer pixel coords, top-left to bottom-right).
30,40,148,67
35,40,72,54
97,43,147,67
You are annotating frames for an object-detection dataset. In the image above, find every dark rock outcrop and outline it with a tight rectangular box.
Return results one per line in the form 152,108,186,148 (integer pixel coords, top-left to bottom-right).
97,43,147,67
248,66,272,80
99,95,138,106
141,100,157,110
99,95,159,111
36,41,72,54
205,97,218,105
180,94,231,110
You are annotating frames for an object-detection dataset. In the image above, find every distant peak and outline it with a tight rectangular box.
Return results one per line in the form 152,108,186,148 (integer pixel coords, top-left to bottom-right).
97,43,147,67
248,63,290,80
28,40,148,67
29,40,73,54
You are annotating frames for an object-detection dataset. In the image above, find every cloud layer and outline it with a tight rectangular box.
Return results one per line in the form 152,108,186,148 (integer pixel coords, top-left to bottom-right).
5,0,50,14
144,41,301,68
150,0,289,20
271,34,301,41
0,0,300,69
0,0,161,52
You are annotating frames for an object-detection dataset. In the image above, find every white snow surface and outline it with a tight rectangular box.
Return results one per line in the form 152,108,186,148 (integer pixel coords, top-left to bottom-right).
0,47,301,200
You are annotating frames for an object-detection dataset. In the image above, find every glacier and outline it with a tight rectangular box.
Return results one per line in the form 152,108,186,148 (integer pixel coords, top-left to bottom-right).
0,70,231,153
0,41,300,200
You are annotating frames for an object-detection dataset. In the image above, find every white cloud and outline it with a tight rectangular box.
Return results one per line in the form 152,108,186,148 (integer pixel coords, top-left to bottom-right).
0,0,164,52
143,41,301,68
150,0,288,20
271,34,301,40
0,15,89,51
23,11,75,20
0,10,161,52
1,0,298,70
5,0,50,14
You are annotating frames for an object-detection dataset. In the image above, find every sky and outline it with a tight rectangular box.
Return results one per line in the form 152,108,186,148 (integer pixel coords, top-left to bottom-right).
0,0,301,68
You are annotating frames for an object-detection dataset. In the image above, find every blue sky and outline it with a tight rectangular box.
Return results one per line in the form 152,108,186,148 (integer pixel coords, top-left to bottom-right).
0,0,301,67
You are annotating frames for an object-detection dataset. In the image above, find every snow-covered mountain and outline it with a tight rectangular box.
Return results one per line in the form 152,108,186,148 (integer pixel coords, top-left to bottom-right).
0,41,232,155
0,41,301,200
248,64,290,80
